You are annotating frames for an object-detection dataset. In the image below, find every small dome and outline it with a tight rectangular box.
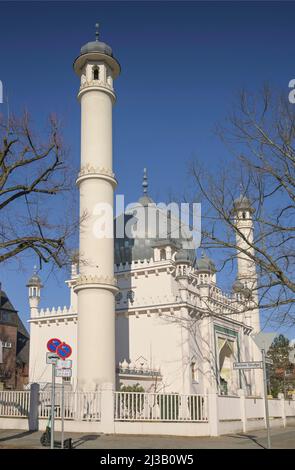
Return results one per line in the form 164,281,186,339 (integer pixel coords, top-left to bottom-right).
138,194,154,207
175,249,193,264
195,252,216,273
233,195,255,213
80,23,113,58
232,279,244,293
80,40,113,57
27,268,42,287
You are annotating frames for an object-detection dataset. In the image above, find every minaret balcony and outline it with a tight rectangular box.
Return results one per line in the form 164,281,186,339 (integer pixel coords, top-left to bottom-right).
78,78,116,102
73,274,118,294
76,165,117,188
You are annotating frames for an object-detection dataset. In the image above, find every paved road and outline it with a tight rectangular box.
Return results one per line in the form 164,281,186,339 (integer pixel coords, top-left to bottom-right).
0,426,294,449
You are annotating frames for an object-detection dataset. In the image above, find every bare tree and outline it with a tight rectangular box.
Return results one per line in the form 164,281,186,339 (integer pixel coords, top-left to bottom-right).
0,111,77,269
190,87,295,327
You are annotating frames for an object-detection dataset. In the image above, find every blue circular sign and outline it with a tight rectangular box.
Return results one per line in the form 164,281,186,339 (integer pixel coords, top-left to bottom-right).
47,338,62,353
56,342,72,360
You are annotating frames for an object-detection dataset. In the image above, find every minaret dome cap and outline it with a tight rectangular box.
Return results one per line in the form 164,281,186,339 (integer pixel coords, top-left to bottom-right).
74,23,120,79
233,194,255,214
80,23,113,57
175,249,193,264
27,267,43,288
195,251,216,273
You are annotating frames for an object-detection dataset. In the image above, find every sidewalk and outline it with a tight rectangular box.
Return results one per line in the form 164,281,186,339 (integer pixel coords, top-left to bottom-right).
0,426,294,449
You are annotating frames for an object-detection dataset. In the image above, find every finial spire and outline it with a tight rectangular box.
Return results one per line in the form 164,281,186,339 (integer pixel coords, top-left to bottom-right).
95,23,100,41
142,168,148,194
33,265,37,275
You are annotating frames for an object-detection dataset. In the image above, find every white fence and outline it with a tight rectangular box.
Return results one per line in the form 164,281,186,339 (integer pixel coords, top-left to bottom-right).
114,392,207,422
38,391,101,421
0,390,100,421
216,394,295,435
0,389,295,437
0,391,30,417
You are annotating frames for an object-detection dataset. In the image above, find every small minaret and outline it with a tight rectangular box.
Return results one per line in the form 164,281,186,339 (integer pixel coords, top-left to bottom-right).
232,195,260,332
73,24,120,391
27,267,42,318
175,250,191,302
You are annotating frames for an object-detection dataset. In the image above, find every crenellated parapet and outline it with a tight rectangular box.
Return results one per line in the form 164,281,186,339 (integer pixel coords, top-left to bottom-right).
73,274,118,295
35,305,76,317
76,164,117,187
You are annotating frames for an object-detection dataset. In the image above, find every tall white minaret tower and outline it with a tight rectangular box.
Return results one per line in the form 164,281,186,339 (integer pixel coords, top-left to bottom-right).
232,195,263,395
73,24,120,391
232,195,260,332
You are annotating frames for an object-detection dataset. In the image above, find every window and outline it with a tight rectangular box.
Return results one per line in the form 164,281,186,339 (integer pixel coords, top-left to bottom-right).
115,292,122,302
93,67,99,80
160,249,166,261
191,361,198,382
127,290,135,303
242,211,246,219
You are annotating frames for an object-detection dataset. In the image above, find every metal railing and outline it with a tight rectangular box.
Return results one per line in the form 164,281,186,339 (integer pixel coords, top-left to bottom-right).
114,392,208,422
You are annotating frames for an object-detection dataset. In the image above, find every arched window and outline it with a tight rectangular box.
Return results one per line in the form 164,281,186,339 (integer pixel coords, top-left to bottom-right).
242,211,247,219
115,291,122,303
127,290,135,303
191,361,198,382
93,67,99,80
160,249,166,261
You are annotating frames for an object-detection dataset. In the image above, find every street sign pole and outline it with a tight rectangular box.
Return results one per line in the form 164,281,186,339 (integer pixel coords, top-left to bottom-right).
262,348,271,449
47,337,72,450
251,332,277,450
61,379,65,449
50,362,56,450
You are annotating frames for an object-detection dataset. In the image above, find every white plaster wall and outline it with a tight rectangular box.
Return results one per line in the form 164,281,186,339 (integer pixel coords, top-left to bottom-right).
28,320,77,389
116,312,190,394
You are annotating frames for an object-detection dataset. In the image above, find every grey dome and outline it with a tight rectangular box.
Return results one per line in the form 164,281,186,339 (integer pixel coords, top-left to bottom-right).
80,40,113,57
27,271,42,287
195,252,216,273
138,194,154,207
80,24,113,58
114,169,196,265
233,195,255,213
232,279,244,293
114,199,196,265
175,249,193,264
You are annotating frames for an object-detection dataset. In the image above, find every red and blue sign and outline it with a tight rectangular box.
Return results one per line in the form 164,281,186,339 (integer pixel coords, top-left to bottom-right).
47,338,62,353
47,338,72,360
56,342,72,360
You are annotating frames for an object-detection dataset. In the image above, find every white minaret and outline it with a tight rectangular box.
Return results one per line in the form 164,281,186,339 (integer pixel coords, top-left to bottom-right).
73,25,120,391
27,267,43,318
232,195,260,332
232,195,263,395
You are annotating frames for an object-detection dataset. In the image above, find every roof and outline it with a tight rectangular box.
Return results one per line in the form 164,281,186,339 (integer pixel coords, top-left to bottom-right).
115,169,196,264
0,288,17,313
79,24,114,58
17,316,29,340
233,195,255,213
195,251,216,273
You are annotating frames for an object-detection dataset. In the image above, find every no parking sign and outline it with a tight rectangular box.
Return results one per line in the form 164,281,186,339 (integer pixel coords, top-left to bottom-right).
46,338,72,360
47,338,62,353
56,342,72,360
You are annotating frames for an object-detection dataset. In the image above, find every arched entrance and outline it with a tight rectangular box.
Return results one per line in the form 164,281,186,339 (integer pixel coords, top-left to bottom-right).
218,338,237,395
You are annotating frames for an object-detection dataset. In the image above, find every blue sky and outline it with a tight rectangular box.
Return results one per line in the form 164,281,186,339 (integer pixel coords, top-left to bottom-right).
0,1,294,337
